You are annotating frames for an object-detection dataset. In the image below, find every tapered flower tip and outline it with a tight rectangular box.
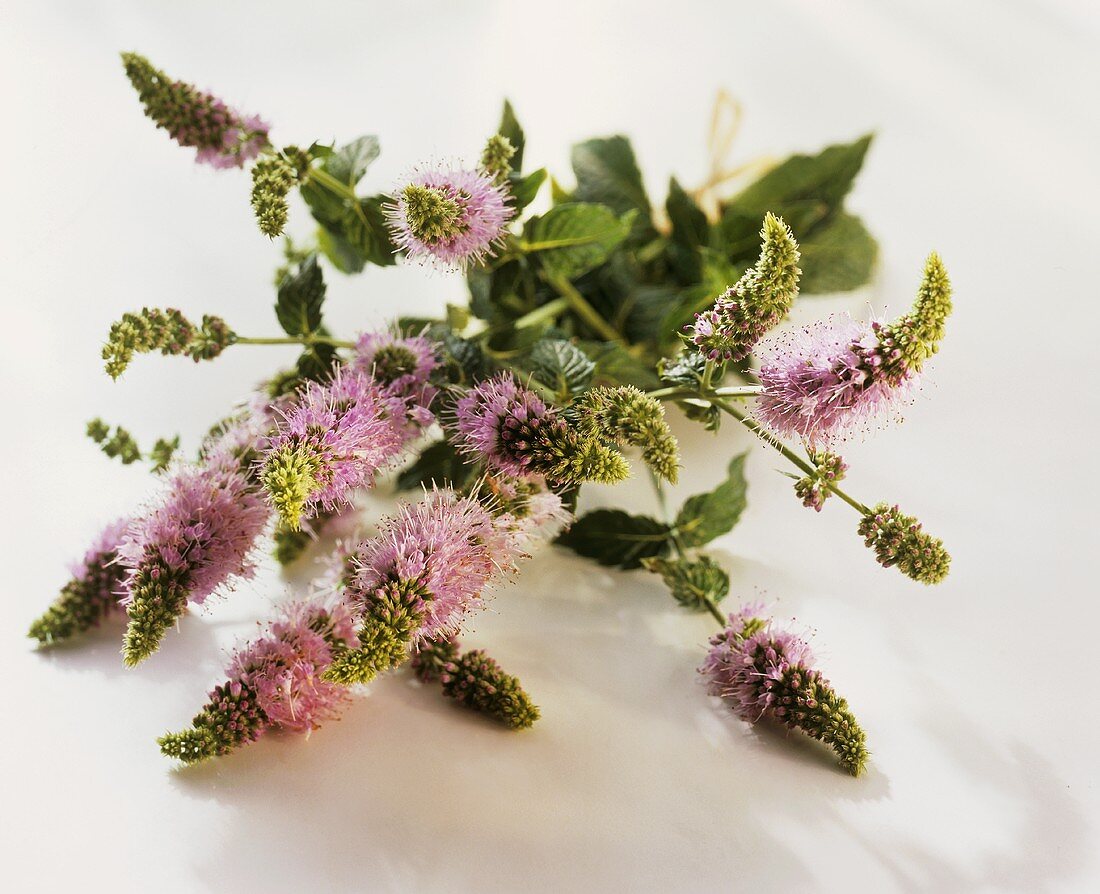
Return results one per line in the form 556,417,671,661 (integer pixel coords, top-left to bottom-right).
158,728,217,764
858,502,950,584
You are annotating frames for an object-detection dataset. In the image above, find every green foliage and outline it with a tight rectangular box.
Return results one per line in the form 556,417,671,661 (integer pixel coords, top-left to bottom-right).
674,452,748,547
556,509,671,569
397,440,479,491
526,338,595,400
797,212,877,293
275,253,337,380
571,136,655,241
508,167,547,213
525,203,635,279
497,100,525,171
642,555,730,612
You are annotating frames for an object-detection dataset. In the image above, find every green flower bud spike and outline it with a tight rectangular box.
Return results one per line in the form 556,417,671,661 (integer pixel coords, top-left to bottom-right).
857,502,951,584
102,308,236,379
251,146,311,238
322,581,425,685
121,566,190,667
158,680,268,764
439,648,540,730
480,133,516,183
571,386,681,484
876,252,953,384
260,443,323,532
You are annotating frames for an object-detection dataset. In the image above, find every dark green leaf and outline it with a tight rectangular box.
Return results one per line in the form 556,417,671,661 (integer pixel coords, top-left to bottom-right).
797,212,878,293
296,341,337,382
642,555,730,611
397,440,477,491
571,136,655,239
666,177,708,250
498,100,525,171
508,168,546,214
674,452,748,547
527,339,595,399
276,254,325,336
579,339,662,390
556,509,671,569
526,203,635,280
323,135,380,188
657,351,708,387
680,400,722,432
317,225,366,274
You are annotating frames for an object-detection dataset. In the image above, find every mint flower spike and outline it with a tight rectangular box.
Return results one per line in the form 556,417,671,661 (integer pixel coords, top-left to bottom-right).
686,212,801,362
102,308,235,380
793,450,848,512
413,636,540,729
874,252,953,384
322,581,425,685
702,606,869,776
480,133,516,183
159,599,358,763
121,52,269,169
28,519,130,646
570,386,681,484
250,146,311,238
857,502,950,584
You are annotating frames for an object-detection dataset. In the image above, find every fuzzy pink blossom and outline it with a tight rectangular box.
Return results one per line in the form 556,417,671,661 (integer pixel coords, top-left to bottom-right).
261,367,410,528
753,313,919,447
347,490,524,642
352,330,440,431
385,165,513,268
488,474,573,547
453,373,558,477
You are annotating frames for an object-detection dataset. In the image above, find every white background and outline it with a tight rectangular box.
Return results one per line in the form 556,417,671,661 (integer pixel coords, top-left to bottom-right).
2,2,1098,891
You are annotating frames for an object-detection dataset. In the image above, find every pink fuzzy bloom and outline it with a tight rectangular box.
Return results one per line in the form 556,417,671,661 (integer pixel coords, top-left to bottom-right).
118,459,269,606
261,368,410,525
753,314,919,447
488,474,573,547
352,330,440,431
386,165,513,268
194,113,269,169
229,599,359,733
347,490,524,641
453,373,558,477
71,517,131,587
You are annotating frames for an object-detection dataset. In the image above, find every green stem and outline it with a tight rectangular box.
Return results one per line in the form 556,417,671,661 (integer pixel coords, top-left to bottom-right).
646,384,762,401
466,296,570,339
235,335,356,350
308,167,372,231
710,397,870,515
547,275,626,345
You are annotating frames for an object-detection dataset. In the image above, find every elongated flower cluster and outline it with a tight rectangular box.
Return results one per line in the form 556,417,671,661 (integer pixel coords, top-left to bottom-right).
794,450,848,512
453,374,630,485
28,519,130,645
480,134,516,183
414,637,539,729
754,254,952,446
102,308,235,380
570,386,680,483
250,148,310,237
686,213,800,361
324,490,527,684
260,368,410,530
702,605,868,776
121,52,269,169
158,599,358,763
118,454,269,666
857,502,950,584
385,165,513,268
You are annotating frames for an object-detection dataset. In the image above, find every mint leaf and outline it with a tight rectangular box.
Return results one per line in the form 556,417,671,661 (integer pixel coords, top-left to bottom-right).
797,212,878,293
276,254,325,336
397,440,478,491
642,555,730,611
527,339,595,400
509,168,546,213
674,452,748,547
657,351,707,388
571,136,654,239
526,203,635,279
498,100,525,171
324,135,380,188
666,177,708,250
556,509,671,569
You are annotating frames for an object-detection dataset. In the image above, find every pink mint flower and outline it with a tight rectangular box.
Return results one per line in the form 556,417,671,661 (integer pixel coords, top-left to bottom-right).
352,330,440,430
119,458,270,665
158,598,359,762
701,605,869,776
453,373,558,477
346,489,524,642
385,165,513,268
753,313,920,448
260,367,410,529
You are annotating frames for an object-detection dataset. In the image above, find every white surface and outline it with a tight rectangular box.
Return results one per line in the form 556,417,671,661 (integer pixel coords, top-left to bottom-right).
2,1,1098,891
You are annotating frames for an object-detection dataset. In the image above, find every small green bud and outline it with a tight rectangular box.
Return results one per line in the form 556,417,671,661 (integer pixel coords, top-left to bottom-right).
401,184,467,245
480,133,516,183
251,150,307,238
261,443,323,531
122,567,190,666
571,386,681,484
322,581,425,684
102,307,235,379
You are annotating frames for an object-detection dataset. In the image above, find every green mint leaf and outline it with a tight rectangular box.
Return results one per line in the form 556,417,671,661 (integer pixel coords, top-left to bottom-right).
296,341,337,382
527,338,595,400
526,203,635,280
497,100,525,171
571,136,655,240
797,212,878,293
642,555,730,611
508,168,547,214
556,508,672,569
666,177,708,250
397,440,478,491
657,351,708,387
275,253,325,336
323,135,380,188
674,452,749,547
577,339,662,390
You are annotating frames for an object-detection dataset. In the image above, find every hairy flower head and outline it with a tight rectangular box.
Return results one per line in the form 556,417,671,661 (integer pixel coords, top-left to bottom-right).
386,165,513,268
